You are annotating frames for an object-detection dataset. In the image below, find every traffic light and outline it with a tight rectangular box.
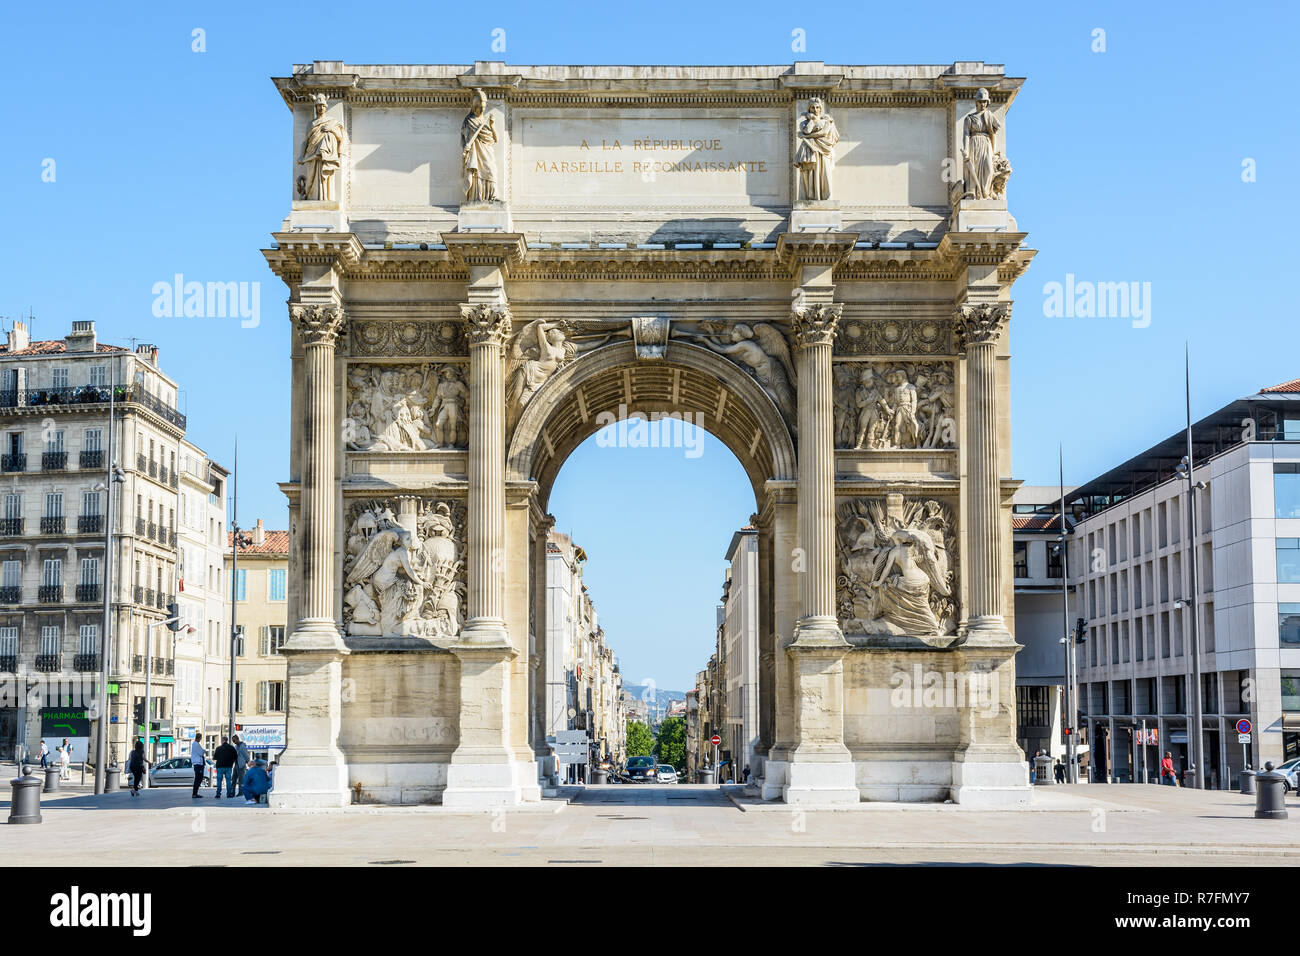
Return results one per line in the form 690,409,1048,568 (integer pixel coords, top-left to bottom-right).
1075,618,1088,643
166,603,183,632
133,699,146,726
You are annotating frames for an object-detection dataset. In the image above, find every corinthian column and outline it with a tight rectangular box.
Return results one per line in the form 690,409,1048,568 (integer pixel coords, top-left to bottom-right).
954,302,1011,639
461,303,513,646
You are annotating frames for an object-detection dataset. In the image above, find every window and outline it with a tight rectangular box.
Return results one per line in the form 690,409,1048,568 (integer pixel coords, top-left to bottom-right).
89,365,107,387
1047,542,1063,579
1015,685,1050,733
1276,464,1300,519
42,559,62,586
3,493,20,519
1279,539,1300,584
1281,604,1300,647
1283,672,1300,712
260,625,287,656
232,568,246,602
82,490,100,517
84,428,102,452
1013,541,1028,578
233,627,245,657
259,681,285,713
0,626,16,657
268,568,286,602
45,429,64,453
51,367,68,389
233,681,245,714
78,625,98,655
44,492,63,518
80,557,99,586
2,560,19,588
40,625,60,656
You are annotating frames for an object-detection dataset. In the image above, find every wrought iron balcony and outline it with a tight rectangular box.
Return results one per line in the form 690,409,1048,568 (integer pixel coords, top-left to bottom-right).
77,514,103,534
132,654,144,673
41,451,67,471
73,653,99,672
0,655,15,673
80,449,104,469
144,587,156,607
40,516,65,534
0,586,19,603
133,585,145,604
169,472,178,489
148,460,157,479
159,465,169,485
167,529,177,547
1,454,26,472
38,584,63,603
151,656,166,674
34,654,60,672
147,521,157,540
137,454,147,472
0,518,22,536
75,583,101,602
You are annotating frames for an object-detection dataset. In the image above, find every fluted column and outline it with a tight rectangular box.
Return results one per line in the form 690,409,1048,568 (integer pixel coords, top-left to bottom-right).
954,302,1010,637
289,303,347,642
461,303,512,645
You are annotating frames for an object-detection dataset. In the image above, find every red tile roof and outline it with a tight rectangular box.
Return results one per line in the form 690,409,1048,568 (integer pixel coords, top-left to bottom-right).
228,530,290,555
1262,378,1300,394
1012,514,1065,531
0,340,126,356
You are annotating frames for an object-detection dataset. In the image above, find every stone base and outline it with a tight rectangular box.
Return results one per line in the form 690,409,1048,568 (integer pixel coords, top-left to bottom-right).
287,201,347,234
855,758,953,802
952,197,1015,233
349,761,449,805
760,758,788,800
950,759,1031,806
441,759,542,808
789,200,841,233
268,761,350,809
783,757,860,805
457,200,513,232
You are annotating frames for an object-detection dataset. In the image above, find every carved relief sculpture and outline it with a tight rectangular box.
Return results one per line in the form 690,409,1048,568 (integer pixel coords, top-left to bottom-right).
672,321,797,426
297,94,344,201
961,88,1004,201
794,96,840,201
344,363,468,451
461,89,499,202
506,319,631,424
836,496,957,637
832,361,956,450
343,499,467,639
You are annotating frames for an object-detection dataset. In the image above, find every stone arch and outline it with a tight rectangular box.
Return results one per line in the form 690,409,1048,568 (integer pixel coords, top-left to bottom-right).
507,340,797,509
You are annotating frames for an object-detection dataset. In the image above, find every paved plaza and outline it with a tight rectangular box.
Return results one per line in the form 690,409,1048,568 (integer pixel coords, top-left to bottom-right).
5,771,1298,866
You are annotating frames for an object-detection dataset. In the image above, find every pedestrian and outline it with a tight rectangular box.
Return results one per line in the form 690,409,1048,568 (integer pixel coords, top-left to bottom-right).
1054,760,1065,784
241,758,271,805
1160,751,1177,787
212,736,238,798
39,739,49,769
742,764,750,783
128,740,149,797
190,732,207,799
233,734,250,796
59,738,71,780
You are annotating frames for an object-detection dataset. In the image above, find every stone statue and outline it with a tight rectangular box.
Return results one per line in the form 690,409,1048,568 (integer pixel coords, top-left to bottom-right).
461,89,499,202
297,94,344,202
508,319,577,410
836,496,957,637
673,321,797,426
342,499,466,639
344,364,467,452
794,96,840,201
962,88,1003,201
832,362,956,451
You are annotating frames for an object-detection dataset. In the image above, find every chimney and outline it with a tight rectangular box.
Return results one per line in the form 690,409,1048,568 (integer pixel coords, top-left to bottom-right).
6,321,29,352
253,519,265,547
135,343,159,366
65,320,97,353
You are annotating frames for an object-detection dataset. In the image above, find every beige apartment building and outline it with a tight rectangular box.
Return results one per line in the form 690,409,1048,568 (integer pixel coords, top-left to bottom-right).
226,520,289,760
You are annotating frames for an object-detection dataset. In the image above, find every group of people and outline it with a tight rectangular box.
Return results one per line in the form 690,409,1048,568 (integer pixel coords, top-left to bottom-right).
37,738,74,779
123,731,273,804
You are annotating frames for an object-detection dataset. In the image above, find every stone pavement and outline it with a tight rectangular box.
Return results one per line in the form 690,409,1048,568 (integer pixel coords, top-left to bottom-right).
3,775,1298,866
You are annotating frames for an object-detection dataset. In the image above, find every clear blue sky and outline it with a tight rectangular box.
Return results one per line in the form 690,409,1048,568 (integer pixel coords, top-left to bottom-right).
3,1,1294,689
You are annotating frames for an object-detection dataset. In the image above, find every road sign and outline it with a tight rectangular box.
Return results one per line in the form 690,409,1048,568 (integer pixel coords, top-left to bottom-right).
1236,718,1252,735
710,734,721,747
1238,734,1251,744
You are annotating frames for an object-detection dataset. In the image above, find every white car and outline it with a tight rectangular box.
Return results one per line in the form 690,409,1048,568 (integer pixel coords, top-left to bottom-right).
655,765,678,784
1274,757,1300,791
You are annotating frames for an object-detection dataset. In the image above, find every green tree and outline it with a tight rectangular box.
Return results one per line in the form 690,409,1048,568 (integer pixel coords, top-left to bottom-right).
655,715,686,770
625,719,654,757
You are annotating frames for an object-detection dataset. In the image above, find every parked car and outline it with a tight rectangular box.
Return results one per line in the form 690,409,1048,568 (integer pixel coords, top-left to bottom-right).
149,756,211,788
1274,756,1300,791
655,765,679,784
624,755,657,783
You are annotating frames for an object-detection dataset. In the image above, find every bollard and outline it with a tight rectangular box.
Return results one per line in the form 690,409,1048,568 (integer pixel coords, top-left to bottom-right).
1240,769,1256,795
1254,762,1288,819
104,766,121,792
42,767,60,793
697,768,715,785
9,766,42,824
1033,754,1053,786
592,768,608,785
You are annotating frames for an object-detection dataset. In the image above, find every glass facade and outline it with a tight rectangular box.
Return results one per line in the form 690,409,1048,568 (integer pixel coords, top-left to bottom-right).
1276,464,1300,519
1278,539,1300,583
1281,604,1300,647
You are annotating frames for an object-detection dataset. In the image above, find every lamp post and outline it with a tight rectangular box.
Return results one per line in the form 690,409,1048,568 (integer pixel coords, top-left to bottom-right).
1174,344,1207,789
141,613,182,788
227,442,251,742
93,366,126,795
1057,446,1078,784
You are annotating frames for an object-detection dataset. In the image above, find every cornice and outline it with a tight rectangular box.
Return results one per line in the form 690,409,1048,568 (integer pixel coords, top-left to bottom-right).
937,231,1028,267
834,249,955,283
264,232,364,280
776,231,859,271
512,248,786,282
440,232,528,272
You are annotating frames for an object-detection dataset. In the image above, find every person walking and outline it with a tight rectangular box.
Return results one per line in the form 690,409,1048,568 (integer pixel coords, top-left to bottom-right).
39,739,49,769
1054,760,1065,784
233,734,250,796
1160,751,1178,787
127,740,149,797
212,736,238,798
190,732,207,799
59,738,71,780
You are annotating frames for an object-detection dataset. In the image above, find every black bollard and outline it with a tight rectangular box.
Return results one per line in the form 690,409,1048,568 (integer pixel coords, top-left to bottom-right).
42,767,59,793
1254,762,1288,819
9,765,43,824
1240,768,1256,795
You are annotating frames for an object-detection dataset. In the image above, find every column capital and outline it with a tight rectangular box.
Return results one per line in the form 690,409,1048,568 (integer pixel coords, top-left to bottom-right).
790,303,842,349
462,302,513,349
289,303,347,348
953,302,1010,353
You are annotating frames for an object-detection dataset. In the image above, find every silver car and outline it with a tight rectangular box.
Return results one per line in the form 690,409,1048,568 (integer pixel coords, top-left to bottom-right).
147,756,211,788
655,765,679,784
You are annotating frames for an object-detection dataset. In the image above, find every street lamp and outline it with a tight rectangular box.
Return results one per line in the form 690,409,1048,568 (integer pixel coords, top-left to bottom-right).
92,362,128,794
1174,369,1209,790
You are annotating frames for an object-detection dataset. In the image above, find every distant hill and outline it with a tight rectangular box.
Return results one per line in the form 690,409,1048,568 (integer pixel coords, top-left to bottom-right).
622,682,686,719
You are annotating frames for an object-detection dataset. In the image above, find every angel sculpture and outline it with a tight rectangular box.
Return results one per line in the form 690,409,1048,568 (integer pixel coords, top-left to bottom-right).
345,520,426,637
675,322,797,426
871,528,951,636
508,319,577,410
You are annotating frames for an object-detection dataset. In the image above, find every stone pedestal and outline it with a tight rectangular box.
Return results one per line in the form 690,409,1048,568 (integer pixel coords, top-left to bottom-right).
784,643,859,805
442,643,532,807
790,200,842,233
458,201,513,233
287,201,347,234
952,198,1015,233
270,650,350,808
948,640,1030,805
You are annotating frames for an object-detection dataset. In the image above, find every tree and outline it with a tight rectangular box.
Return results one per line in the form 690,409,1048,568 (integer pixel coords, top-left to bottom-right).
655,715,686,770
625,719,654,757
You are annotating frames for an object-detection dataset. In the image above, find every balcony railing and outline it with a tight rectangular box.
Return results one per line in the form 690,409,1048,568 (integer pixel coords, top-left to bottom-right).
38,584,63,603
147,521,157,540
169,472,178,489
75,583,101,602
137,453,147,472
159,465,169,485
0,518,22,536
144,587,156,607
0,385,185,429
1,454,26,472
0,655,15,673
40,516,65,534
41,451,68,471
132,654,144,673
80,449,104,469
133,585,144,604
148,460,157,479
73,653,99,672
77,514,103,534
34,654,60,672
0,586,19,603
135,517,146,536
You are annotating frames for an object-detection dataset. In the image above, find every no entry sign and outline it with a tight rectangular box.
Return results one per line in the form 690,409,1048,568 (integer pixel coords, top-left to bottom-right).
710,734,721,747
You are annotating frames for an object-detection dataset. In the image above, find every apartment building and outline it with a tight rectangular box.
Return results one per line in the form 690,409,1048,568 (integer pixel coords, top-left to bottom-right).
721,527,760,779
226,519,289,760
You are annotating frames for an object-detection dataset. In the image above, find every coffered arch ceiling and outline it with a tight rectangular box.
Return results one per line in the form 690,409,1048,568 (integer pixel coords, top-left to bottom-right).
507,341,797,510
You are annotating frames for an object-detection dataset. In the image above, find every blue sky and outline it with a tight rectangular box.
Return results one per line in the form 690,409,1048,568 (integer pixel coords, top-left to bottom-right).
2,1,1295,689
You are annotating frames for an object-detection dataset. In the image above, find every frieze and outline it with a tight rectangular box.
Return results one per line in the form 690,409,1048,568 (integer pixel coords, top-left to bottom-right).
350,320,467,357
833,318,950,355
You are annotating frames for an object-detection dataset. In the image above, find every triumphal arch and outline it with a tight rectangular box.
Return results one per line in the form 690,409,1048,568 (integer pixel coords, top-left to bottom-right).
263,61,1036,808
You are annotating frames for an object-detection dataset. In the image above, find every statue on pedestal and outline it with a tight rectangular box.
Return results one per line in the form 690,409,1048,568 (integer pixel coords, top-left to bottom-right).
461,89,499,202
962,88,1003,200
297,94,344,202
794,96,840,201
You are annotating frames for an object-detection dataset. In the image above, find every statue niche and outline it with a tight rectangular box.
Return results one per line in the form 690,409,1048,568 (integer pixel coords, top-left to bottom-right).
344,363,468,452
342,499,467,640
836,496,958,638
832,361,956,451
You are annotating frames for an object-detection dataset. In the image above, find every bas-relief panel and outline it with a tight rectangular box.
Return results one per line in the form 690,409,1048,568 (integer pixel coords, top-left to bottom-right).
832,360,955,451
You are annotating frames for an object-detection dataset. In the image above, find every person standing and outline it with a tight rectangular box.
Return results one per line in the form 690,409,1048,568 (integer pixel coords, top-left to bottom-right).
59,738,71,780
233,734,250,796
1160,751,1177,787
212,736,238,798
39,739,49,769
128,740,149,797
190,732,207,799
